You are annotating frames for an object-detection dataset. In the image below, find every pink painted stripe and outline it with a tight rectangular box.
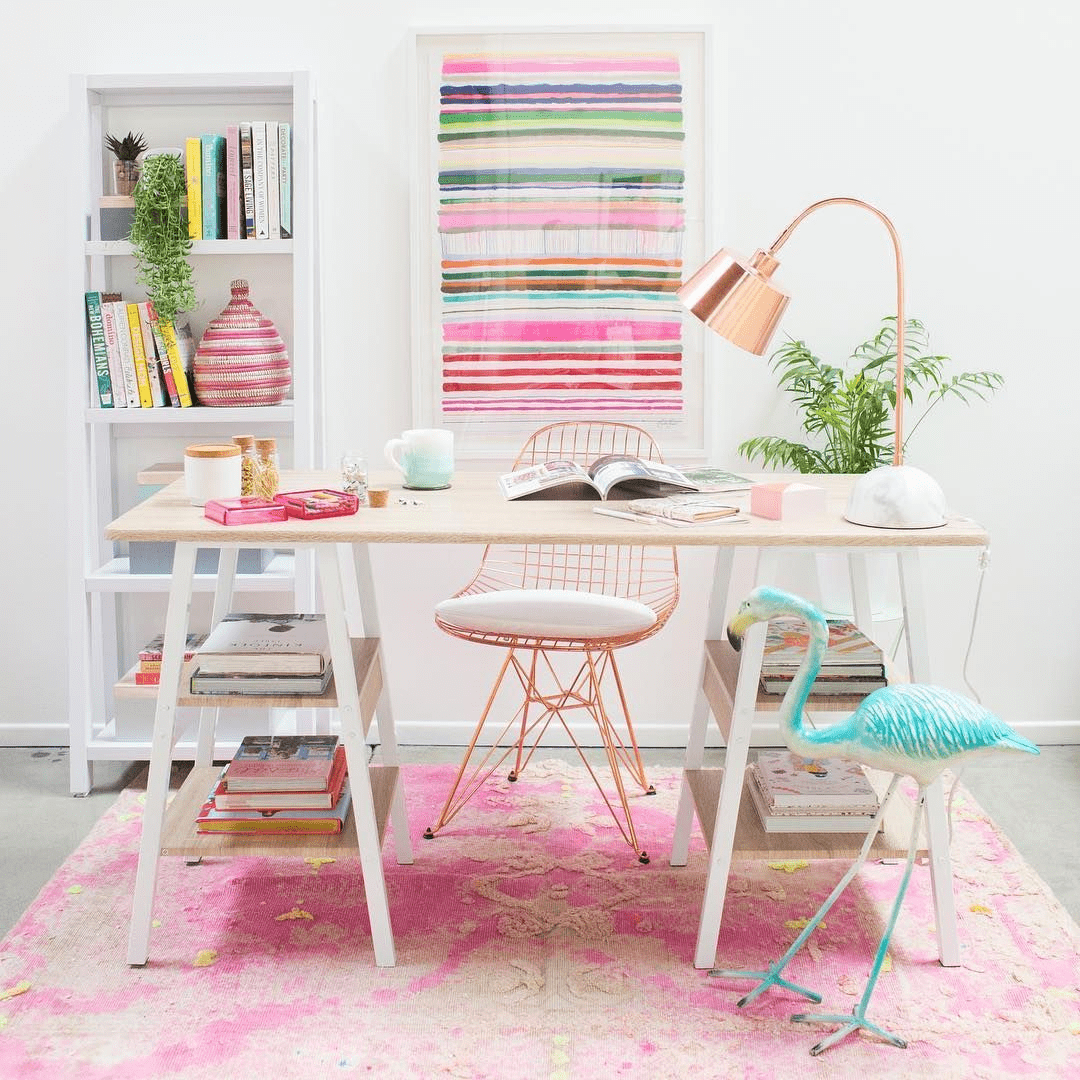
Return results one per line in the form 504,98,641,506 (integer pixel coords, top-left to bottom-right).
442,320,681,343
439,211,684,228
442,58,680,75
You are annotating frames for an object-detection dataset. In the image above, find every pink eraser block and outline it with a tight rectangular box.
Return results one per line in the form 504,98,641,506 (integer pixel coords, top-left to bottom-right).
750,481,827,520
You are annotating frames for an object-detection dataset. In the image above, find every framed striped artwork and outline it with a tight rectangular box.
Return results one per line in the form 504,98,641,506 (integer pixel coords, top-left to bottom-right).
411,28,711,459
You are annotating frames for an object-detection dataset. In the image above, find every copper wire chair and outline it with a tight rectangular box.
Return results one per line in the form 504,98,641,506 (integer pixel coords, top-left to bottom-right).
424,421,680,863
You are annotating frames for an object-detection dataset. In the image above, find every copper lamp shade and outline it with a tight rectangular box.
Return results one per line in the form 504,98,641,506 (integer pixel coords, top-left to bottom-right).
676,248,789,356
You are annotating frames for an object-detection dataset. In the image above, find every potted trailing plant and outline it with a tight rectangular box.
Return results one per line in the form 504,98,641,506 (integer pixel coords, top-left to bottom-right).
105,130,147,195
738,317,1003,473
129,152,197,324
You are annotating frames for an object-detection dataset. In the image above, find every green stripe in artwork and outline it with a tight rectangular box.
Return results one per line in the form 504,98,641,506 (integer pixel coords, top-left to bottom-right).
438,170,685,185
440,110,683,127
438,128,685,143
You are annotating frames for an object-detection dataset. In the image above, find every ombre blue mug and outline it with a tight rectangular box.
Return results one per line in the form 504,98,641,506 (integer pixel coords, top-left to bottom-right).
384,428,454,490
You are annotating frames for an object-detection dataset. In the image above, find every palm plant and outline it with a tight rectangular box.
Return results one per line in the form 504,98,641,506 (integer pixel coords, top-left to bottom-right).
738,317,1003,473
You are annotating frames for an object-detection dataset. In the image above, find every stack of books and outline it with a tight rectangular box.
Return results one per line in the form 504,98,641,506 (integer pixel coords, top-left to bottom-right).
196,734,351,834
189,613,333,695
748,751,881,833
760,618,887,696
134,632,205,686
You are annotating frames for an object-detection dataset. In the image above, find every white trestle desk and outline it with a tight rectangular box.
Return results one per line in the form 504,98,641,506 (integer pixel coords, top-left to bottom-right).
104,471,989,969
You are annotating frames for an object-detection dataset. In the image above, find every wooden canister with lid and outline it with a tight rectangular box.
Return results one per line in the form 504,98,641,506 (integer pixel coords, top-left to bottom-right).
184,443,242,506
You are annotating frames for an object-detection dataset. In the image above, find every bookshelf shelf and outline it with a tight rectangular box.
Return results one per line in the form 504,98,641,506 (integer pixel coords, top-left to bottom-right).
84,404,295,425
68,70,322,795
86,240,294,256
87,553,295,593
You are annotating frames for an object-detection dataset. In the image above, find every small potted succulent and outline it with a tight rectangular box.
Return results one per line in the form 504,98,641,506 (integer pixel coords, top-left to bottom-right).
105,131,148,195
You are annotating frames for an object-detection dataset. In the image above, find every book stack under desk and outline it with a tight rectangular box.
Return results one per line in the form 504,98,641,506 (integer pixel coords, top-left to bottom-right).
682,765,924,863
159,763,398,859
114,637,381,711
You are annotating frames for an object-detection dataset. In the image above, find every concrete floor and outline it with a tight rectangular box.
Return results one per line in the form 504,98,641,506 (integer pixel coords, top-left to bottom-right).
2,744,1076,938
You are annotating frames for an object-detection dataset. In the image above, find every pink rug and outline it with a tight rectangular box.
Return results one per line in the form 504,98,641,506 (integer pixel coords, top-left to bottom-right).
1,760,1077,1078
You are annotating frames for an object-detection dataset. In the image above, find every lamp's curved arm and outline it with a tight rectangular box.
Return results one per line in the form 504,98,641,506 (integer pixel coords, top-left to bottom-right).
767,197,906,467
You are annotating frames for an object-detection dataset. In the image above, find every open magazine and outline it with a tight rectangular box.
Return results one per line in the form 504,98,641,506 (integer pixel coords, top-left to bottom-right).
498,454,700,501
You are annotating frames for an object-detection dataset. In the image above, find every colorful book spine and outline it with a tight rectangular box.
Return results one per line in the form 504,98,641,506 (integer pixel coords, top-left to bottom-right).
185,136,202,240
110,300,142,407
84,291,113,407
99,296,128,407
239,123,255,238
158,317,194,407
125,303,155,407
136,302,167,407
145,301,184,407
251,121,268,239
278,122,291,239
225,124,241,240
201,134,226,240
265,120,280,239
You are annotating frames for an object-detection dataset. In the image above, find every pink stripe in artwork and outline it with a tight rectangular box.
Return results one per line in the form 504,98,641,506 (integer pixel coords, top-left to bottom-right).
439,211,684,228
443,320,681,343
442,57,680,75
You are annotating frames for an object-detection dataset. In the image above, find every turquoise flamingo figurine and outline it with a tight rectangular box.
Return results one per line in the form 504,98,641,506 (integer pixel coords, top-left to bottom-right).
718,586,1039,1055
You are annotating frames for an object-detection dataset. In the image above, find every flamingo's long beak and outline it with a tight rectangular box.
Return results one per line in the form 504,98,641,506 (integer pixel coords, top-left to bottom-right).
727,610,755,652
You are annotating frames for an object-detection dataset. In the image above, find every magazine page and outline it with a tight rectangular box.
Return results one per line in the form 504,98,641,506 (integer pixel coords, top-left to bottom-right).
681,466,753,492
588,455,697,498
497,460,593,499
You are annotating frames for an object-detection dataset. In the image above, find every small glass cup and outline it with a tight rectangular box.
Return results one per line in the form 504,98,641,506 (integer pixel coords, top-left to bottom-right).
341,453,369,506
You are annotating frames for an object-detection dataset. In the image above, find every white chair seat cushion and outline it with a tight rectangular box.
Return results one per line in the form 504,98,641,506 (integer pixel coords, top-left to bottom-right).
435,589,657,639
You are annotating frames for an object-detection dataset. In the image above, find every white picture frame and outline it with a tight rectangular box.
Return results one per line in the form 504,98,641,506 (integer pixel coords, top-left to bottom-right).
410,26,712,460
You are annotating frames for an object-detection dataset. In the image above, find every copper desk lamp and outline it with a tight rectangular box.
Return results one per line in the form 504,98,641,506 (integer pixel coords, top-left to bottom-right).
678,197,948,528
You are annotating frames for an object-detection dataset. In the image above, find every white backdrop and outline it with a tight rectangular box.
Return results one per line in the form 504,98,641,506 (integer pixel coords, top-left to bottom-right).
2,0,1077,746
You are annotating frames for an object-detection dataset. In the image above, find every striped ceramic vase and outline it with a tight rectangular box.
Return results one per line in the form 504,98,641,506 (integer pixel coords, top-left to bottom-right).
192,279,291,406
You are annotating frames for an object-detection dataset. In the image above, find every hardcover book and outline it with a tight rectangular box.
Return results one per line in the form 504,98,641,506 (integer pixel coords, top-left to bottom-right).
225,124,241,239
125,303,154,407
224,734,340,792
278,121,292,238
196,776,352,833
760,672,888,696
98,294,128,407
251,121,268,239
138,632,206,662
84,291,113,407
185,136,202,240
200,133,226,240
239,122,255,238
214,746,347,810
189,667,333,696
498,454,699,501
136,302,167,406
265,120,280,239
751,751,879,811
195,613,331,675
761,618,885,677
747,771,880,833
109,300,141,408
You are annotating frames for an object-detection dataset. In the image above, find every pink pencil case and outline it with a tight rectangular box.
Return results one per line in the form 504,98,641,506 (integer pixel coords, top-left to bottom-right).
204,497,289,525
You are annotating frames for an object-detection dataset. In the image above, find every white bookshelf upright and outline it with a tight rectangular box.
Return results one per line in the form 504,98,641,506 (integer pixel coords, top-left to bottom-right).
67,72,322,795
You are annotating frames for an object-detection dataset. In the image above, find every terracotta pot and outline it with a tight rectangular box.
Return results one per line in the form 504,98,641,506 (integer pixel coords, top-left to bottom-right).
192,280,291,407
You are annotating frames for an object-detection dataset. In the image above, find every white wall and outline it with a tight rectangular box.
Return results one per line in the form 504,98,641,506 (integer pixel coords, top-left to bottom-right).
3,0,1076,746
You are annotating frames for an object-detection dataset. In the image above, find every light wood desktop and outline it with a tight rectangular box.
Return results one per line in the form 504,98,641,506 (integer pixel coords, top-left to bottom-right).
105,470,988,969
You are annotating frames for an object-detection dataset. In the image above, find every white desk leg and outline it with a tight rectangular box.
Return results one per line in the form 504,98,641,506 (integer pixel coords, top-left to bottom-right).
193,546,238,769
693,547,778,969
350,543,413,866
898,548,960,967
317,545,397,966
127,542,197,965
671,547,733,866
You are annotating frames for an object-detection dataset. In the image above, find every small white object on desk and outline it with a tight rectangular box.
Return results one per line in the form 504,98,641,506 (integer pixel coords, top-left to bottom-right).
750,481,826,520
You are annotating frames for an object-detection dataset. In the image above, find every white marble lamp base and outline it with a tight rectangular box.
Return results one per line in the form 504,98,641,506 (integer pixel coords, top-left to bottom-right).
843,464,948,529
